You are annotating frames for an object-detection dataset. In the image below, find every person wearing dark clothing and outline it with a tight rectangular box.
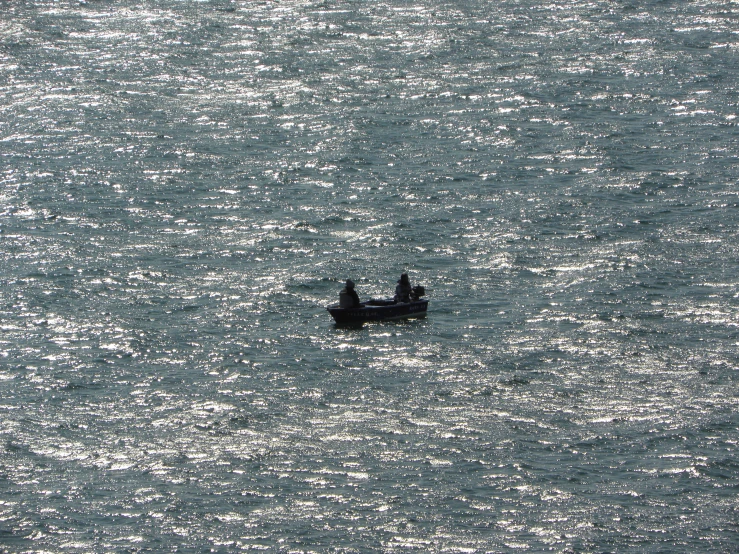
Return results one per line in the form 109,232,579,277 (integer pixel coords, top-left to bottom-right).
339,279,361,308
394,273,412,303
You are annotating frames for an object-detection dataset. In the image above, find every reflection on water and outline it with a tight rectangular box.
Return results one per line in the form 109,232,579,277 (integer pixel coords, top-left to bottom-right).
1,0,738,551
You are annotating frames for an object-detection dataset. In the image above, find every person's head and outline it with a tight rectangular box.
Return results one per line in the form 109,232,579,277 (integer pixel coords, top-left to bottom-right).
399,273,409,284
346,279,355,289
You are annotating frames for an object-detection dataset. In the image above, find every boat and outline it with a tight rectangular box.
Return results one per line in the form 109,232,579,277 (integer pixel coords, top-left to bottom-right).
327,298,429,324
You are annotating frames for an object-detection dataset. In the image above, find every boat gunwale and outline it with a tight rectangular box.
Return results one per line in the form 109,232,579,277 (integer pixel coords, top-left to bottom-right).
327,298,428,323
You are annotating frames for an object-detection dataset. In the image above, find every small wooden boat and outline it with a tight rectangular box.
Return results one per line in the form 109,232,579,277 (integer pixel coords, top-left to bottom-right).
327,298,429,324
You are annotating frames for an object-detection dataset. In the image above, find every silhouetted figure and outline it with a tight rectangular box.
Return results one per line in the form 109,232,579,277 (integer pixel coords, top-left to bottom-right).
339,279,361,308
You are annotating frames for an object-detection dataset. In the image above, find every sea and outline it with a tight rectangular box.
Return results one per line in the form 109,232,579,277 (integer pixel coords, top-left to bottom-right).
1,1,738,552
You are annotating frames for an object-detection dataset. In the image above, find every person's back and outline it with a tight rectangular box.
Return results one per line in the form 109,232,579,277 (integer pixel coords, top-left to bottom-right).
394,273,412,303
339,279,361,308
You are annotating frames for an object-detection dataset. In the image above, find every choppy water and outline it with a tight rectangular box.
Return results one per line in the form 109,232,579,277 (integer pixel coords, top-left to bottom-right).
1,1,738,552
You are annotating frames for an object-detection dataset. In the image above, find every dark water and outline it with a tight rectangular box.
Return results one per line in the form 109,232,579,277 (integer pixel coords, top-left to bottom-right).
1,1,738,552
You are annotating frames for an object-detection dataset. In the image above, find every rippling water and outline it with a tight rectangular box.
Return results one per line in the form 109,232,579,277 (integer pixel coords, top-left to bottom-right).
1,1,738,552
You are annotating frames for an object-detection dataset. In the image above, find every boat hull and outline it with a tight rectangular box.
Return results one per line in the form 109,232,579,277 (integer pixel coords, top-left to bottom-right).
327,299,428,324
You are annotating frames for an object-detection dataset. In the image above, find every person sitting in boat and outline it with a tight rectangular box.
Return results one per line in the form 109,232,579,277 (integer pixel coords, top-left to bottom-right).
394,273,413,303
339,279,361,309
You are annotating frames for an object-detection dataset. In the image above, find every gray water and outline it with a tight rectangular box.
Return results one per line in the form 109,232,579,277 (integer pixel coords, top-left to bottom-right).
1,1,738,552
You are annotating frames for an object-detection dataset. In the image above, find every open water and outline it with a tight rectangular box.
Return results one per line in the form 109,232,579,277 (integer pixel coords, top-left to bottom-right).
1,1,738,552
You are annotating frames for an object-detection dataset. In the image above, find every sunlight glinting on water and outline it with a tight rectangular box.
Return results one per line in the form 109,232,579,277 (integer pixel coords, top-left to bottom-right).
1,0,738,551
